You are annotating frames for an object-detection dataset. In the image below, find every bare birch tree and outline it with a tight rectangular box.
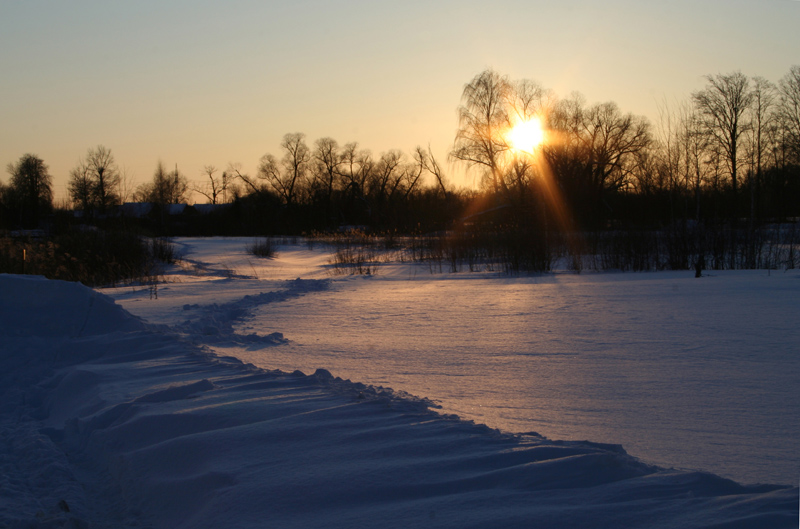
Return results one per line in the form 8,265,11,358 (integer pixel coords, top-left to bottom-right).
692,72,753,196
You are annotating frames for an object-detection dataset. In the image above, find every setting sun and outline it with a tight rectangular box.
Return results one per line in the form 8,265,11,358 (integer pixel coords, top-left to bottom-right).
508,118,545,153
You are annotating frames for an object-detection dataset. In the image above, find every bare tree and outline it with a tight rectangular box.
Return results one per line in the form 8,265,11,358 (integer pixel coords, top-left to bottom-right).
339,142,372,198
118,165,137,204
682,108,712,221
451,69,513,195
134,162,188,205
68,162,93,215
68,145,121,216
415,145,449,198
451,70,555,202
583,102,652,195
193,165,228,204
256,154,281,195
367,150,405,202
505,79,552,198
653,98,685,201
508,78,552,127
258,133,311,206
748,77,777,175
401,153,425,201
6,153,53,227
650,98,710,221
225,162,255,197
546,97,651,225
311,137,342,207
745,77,777,223
692,72,753,196
544,92,588,198
87,145,120,213
777,65,800,165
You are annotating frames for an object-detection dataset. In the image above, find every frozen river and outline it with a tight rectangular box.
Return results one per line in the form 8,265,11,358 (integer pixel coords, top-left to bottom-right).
108,238,800,486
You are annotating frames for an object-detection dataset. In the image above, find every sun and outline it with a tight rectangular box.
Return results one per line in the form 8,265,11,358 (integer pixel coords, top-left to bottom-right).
508,117,545,153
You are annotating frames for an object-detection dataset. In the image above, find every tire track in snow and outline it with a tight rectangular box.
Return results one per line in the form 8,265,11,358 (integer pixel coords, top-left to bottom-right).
172,278,330,345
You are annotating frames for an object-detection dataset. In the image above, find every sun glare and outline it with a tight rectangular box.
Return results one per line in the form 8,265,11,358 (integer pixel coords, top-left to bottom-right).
508,118,545,153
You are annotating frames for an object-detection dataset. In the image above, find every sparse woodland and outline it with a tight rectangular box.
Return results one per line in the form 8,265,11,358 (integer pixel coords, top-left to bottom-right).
1,67,799,281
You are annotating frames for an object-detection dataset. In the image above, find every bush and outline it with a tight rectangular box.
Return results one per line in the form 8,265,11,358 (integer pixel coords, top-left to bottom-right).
246,237,277,258
151,237,178,264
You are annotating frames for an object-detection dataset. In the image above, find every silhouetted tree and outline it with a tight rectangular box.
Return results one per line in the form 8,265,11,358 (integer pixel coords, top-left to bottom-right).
693,72,753,198
682,107,712,222
224,162,253,198
777,65,800,165
744,77,777,224
118,166,137,204
0,181,8,227
310,137,342,220
258,133,310,206
546,97,651,228
415,145,449,198
339,142,372,197
337,142,373,225
193,165,229,204
68,145,121,217
452,69,555,210
366,150,404,202
451,69,513,195
5,153,53,228
134,162,189,205
68,162,93,215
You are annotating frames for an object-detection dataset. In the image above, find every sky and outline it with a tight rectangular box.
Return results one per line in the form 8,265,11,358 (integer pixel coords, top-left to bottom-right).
1,0,798,202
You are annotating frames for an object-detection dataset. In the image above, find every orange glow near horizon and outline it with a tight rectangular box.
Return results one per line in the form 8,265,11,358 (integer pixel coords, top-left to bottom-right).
507,118,545,153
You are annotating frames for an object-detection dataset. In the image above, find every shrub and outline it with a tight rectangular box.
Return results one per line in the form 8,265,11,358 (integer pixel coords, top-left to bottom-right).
0,229,178,287
246,237,277,258
151,237,178,264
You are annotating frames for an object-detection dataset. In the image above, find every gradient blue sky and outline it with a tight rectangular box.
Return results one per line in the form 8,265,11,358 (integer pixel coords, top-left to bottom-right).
1,0,798,201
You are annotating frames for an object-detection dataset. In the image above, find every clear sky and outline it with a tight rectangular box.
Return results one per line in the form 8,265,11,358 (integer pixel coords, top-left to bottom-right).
1,0,798,202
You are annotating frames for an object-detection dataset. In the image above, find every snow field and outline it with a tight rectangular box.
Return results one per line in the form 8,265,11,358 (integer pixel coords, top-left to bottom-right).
1,237,798,528
111,237,800,486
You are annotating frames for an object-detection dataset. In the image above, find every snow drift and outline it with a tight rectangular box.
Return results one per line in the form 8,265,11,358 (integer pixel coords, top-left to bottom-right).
0,274,797,528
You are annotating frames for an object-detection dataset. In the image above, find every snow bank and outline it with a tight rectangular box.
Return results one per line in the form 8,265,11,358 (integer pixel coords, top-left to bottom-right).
0,274,143,337
1,275,797,528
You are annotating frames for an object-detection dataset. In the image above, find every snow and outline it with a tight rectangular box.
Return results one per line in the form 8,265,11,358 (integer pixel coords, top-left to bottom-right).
1,238,798,528
114,237,800,486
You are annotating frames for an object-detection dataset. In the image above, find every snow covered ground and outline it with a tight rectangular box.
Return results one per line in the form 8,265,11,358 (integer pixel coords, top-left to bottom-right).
110,237,800,486
1,237,798,528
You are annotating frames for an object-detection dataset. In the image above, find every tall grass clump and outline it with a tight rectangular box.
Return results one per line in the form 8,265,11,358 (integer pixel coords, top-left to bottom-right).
306,219,798,276
578,222,799,272
246,237,277,258
151,237,178,264
323,231,380,275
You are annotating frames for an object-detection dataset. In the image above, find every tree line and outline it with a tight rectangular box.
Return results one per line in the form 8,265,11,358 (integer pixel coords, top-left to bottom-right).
2,66,798,242
452,67,800,231
440,66,799,271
